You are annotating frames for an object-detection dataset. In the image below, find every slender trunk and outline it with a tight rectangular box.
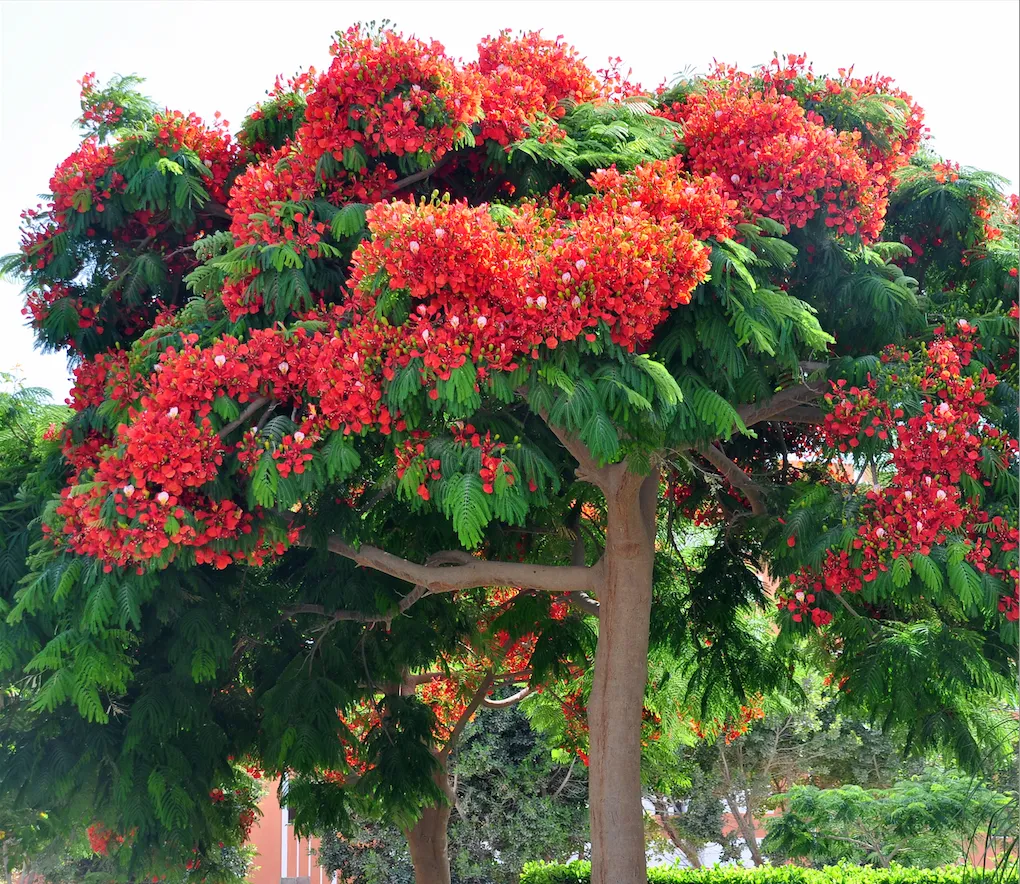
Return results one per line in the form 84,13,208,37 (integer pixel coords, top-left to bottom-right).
588,468,658,884
680,840,704,870
651,795,702,868
724,794,764,867
404,763,454,884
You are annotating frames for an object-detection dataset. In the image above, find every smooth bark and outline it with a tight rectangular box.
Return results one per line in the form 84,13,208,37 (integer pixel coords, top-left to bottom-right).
587,466,659,884
404,766,455,884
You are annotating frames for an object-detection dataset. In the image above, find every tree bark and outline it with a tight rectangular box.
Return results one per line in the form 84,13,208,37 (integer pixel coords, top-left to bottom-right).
723,793,764,867
653,795,704,869
404,765,454,884
588,466,658,884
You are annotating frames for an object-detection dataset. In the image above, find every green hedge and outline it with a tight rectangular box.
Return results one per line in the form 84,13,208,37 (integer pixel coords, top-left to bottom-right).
518,864,1018,884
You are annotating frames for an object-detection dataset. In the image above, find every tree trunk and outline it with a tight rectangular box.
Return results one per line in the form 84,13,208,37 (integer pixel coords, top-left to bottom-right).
651,795,703,869
588,467,658,884
404,764,454,884
664,823,704,870
724,794,764,867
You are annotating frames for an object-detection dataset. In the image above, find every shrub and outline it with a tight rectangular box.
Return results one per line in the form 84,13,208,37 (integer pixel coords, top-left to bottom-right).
518,864,1019,884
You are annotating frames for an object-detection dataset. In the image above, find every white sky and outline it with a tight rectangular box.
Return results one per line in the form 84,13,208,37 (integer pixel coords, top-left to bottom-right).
2,0,1018,401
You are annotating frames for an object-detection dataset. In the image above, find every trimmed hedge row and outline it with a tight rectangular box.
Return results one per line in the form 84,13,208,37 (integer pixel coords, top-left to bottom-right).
519,864,1019,884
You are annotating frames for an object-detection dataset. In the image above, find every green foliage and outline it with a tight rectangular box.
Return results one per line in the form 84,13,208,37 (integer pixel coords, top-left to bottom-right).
448,706,589,882
520,864,1018,884
3,38,1018,884
764,774,1012,868
508,99,680,195
313,706,589,884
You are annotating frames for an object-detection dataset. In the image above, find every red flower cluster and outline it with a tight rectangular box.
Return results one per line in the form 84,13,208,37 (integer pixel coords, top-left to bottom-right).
348,171,714,369
53,155,723,568
478,30,599,114
832,69,926,173
78,71,124,129
48,137,119,223
587,157,738,242
596,56,645,104
300,27,482,165
691,694,766,744
664,80,885,240
87,823,126,856
756,56,926,170
473,30,600,146
559,687,591,765
53,331,323,568
227,146,320,251
395,432,442,501
784,330,1018,624
452,423,515,495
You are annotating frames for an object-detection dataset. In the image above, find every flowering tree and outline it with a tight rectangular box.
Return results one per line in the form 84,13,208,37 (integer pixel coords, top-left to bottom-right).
2,24,1018,884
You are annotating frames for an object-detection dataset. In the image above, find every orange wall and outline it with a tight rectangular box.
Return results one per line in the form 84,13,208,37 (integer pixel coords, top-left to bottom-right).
247,779,330,884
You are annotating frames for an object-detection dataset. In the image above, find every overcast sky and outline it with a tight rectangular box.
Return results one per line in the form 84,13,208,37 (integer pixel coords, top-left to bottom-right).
2,0,1018,400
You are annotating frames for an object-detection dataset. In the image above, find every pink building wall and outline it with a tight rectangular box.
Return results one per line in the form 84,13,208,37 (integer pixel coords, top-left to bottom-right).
247,779,331,884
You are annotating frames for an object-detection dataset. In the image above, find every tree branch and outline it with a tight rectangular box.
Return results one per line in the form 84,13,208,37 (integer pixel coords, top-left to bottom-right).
699,443,767,516
481,686,532,709
532,404,606,487
567,505,600,617
776,404,826,425
440,672,495,759
282,583,432,626
310,535,601,595
218,397,271,438
552,755,578,800
388,155,453,193
200,200,231,220
567,593,601,617
736,379,828,429
491,668,532,685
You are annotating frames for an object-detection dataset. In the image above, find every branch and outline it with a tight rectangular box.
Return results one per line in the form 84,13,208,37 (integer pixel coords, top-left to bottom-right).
491,668,532,685
388,155,453,193
532,404,605,487
481,686,532,709
699,443,767,516
200,200,231,220
282,583,431,626
799,360,830,374
440,672,495,759
552,755,578,800
736,380,828,429
567,506,600,617
218,397,270,439
567,593,601,617
311,535,601,595
775,405,826,425
356,475,396,516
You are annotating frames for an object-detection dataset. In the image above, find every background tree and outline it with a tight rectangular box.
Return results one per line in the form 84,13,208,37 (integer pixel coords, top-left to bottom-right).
1,27,1017,884
763,773,1012,868
316,704,589,884
447,705,589,881
646,670,918,868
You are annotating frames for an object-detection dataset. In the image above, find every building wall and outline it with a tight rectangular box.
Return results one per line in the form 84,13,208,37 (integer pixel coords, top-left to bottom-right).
247,779,330,884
